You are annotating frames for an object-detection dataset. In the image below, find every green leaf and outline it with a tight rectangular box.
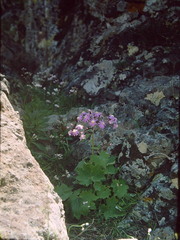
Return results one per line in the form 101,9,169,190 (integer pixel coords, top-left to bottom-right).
79,190,96,211
106,155,116,165
55,184,73,201
90,152,116,172
93,182,102,191
91,164,106,182
75,161,94,186
99,196,119,219
106,165,118,175
94,183,111,199
80,190,98,202
111,179,129,198
75,161,105,186
69,190,95,219
90,151,110,168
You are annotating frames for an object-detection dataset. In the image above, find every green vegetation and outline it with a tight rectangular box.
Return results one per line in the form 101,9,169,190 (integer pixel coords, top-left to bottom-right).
56,151,130,220
19,84,79,181
20,80,142,240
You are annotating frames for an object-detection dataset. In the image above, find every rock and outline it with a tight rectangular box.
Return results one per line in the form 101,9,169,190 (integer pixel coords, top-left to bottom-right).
149,226,175,240
82,60,115,96
83,0,108,20
46,107,88,130
0,83,69,239
46,114,61,130
0,74,10,95
120,158,151,188
117,0,127,12
118,172,177,239
145,91,165,106
144,0,168,13
127,44,139,56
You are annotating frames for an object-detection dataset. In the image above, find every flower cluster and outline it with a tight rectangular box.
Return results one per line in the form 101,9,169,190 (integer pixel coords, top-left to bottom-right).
81,222,89,231
68,110,118,140
32,133,38,140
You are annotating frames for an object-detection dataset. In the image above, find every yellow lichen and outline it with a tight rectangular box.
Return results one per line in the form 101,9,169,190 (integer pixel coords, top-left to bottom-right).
145,91,165,106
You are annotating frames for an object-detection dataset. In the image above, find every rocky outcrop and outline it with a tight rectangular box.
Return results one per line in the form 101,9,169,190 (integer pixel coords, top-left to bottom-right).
41,0,179,238
0,75,69,240
46,76,179,238
1,0,179,239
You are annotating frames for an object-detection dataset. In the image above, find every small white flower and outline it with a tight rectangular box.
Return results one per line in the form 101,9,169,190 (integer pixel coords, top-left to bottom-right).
54,104,60,108
79,134,86,140
54,175,59,180
65,170,71,178
55,154,63,159
33,82,42,88
32,134,38,140
81,222,89,228
76,124,84,130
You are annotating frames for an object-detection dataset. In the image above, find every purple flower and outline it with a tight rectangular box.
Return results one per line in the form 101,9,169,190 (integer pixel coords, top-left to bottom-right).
113,123,118,129
68,130,72,136
75,124,84,130
68,110,118,141
98,121,106,129
77,112,86,121
79,133,86,140
89,119,96,127
83,113,91,122
92,112,102,119
77,116,82,121
108,115,118,125
68,129,79,136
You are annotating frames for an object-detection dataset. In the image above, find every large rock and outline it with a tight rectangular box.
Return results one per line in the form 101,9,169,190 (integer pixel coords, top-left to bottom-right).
0,79,69,239
82,60,115,96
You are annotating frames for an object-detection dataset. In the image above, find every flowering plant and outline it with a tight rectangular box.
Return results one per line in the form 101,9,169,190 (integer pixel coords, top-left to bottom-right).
68,110,118,154
55,110,129,220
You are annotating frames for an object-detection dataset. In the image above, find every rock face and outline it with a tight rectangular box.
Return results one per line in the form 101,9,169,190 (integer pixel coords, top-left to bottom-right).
1,0,179,239
0,77,69,239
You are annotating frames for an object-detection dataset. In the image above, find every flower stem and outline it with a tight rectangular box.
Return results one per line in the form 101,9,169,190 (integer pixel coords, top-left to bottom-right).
91,129,95,155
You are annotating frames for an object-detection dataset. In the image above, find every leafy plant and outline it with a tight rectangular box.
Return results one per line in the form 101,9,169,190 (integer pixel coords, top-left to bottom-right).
22,96,52,145
56,110,130,220
56,151,129,220
19,83,140,239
